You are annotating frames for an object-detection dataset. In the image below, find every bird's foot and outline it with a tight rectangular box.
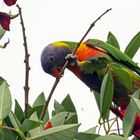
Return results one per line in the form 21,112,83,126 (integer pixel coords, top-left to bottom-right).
65,54,78,66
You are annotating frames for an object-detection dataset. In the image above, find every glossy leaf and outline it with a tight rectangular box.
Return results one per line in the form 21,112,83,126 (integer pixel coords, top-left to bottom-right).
106,32,120,49
20,119,41,132
75,132,100,140
131,97,140,115
111,63,132,89
8,111,21,129
123,101,136,138
31,124,80,140
131,88,140,98
95,135,127,140
14,100,24,123
85,126,97,134
124,32,140,58
53,100,65,115
0,129,17,140
42,109,49,126
62,94,76,112
32,92,45,107
29,112,43,137
93,91,100,111
0,81,12,122
28,105,44,118
100,72,114,119
50,112,76,126
0,77,5,86
0,27,6,40
62,94,78,123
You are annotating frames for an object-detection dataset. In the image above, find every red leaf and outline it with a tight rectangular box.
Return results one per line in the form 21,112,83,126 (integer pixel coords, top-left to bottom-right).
0,12,10,31
44,121,53,130
4,0,17,6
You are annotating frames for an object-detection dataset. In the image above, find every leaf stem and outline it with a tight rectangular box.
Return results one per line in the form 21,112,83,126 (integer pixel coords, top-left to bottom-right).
0,125,27,140
17,5,30,119
40,8,112,120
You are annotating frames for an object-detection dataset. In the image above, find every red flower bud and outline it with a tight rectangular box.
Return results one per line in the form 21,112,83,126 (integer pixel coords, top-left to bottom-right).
0,12,10,31
44,121,53,130
4,0,17,6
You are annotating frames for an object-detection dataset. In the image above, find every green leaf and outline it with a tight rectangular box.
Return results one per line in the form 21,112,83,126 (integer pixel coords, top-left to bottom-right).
131,88,140,98
75,132,100,140
106,32,120,49
62,94,76,112
28,105,44,118
20,119,41,132
95,135,127,140
32,92,45,107
100,72,114,119
85,126,97,134
42,109,49,126
0,77,5,86
93,91,100,111
50,112,76,126
14,100,24,123
8,111,21,129
131,97,140,115
62,94,78,123
31,124,80,140
0,81,12,122
0,129,17,140
53,100,65,115
0,27,6,40
110,63,132,89
29,112,43,137
124,32,140,58
123,101,136,138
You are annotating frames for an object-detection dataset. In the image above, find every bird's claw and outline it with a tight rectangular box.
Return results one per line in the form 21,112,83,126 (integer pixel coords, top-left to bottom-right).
65,54,78,66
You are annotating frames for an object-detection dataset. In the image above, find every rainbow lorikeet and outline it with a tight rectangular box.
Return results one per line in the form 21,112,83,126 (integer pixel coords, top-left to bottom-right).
41,39,140,137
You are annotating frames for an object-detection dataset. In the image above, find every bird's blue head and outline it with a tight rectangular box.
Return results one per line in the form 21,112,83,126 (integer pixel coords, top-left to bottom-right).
41,42,72,78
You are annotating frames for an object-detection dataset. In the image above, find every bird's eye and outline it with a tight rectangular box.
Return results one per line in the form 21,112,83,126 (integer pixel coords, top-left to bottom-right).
49,56,55,63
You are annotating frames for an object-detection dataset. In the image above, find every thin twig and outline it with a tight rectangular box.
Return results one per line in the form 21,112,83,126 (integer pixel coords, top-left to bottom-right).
98,124,102,134
116,116,121,135
108,117,118,132
40,8,112,120
99,117,116,125
0,125,16,131
17,5,30,119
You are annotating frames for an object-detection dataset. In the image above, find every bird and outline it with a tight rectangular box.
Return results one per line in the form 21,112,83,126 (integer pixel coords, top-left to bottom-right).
41,39,140,137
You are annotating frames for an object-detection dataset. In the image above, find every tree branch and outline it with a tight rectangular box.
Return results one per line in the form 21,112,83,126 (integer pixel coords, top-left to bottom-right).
17,5,30,119
40,8,112,120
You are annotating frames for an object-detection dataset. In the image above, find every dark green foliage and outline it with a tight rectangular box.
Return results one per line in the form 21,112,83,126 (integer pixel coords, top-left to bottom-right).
62,94,78,123
0,27,6,40
100,71,114,119
123,101,136,138
110,63,132,89
0,129,17,140
125,32,140,58
106,32,120,49
14,100,24,123
75,132,100,140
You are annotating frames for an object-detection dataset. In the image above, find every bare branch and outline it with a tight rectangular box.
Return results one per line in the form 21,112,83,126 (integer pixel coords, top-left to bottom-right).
17,4,30,119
